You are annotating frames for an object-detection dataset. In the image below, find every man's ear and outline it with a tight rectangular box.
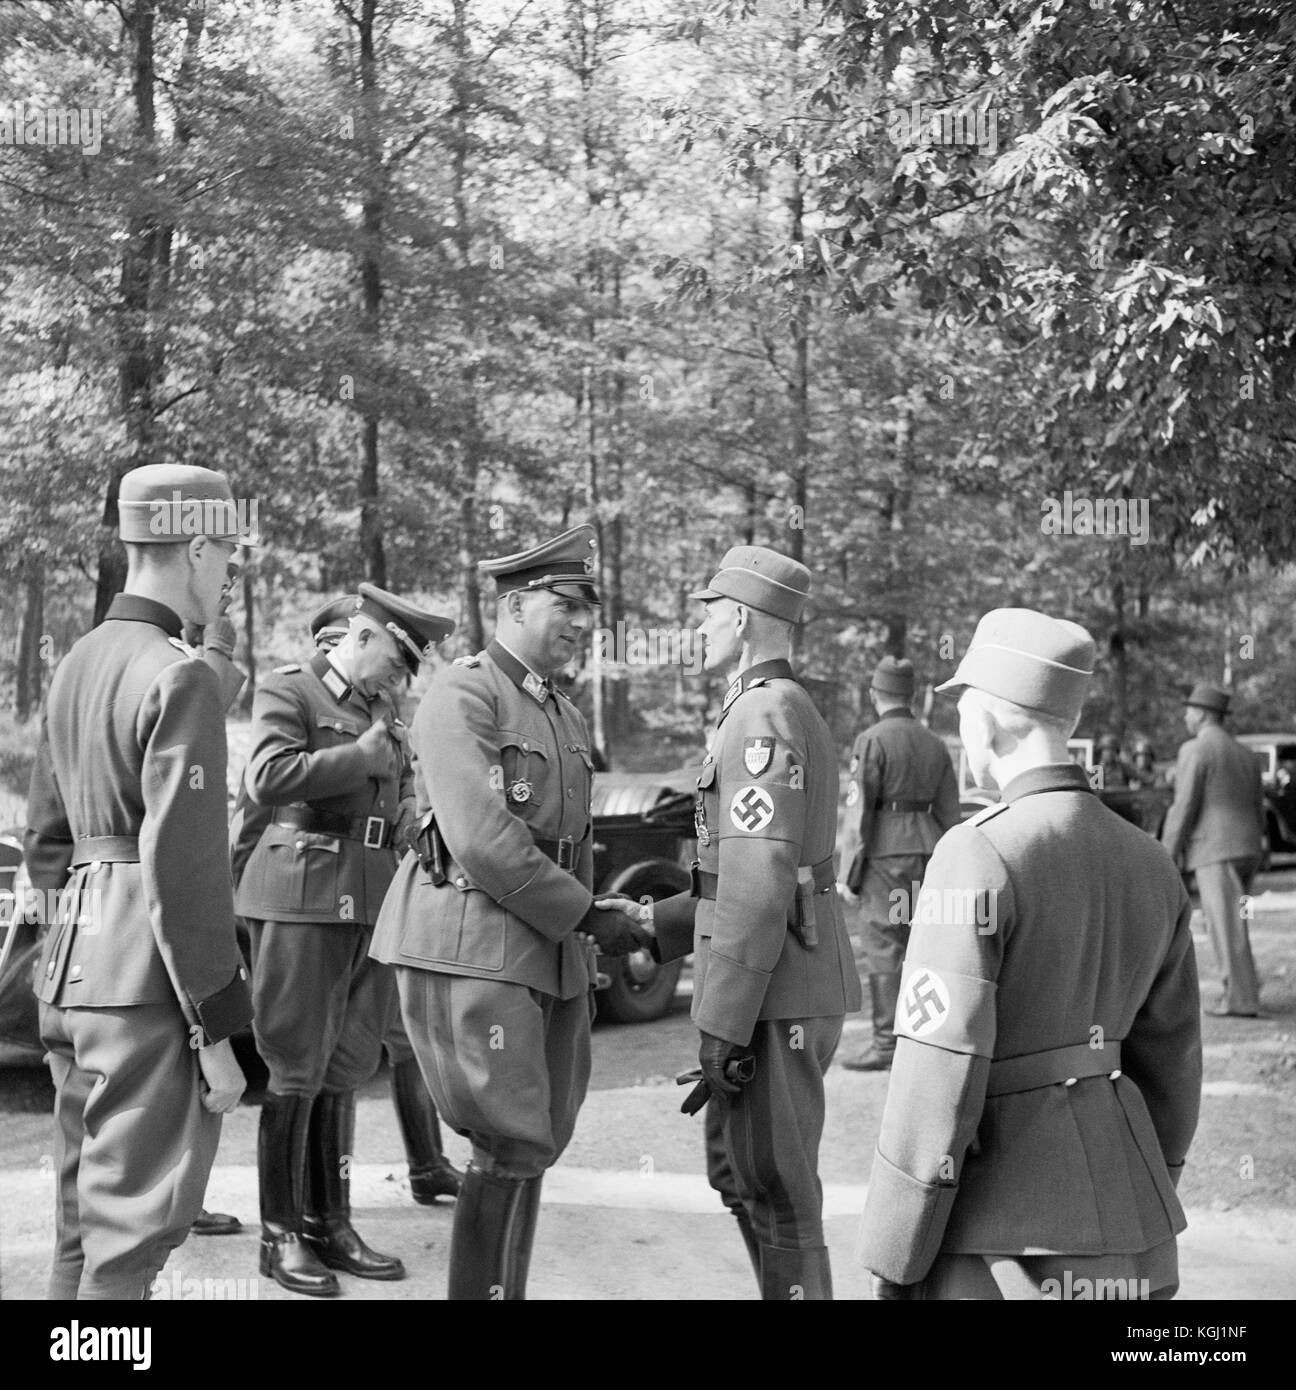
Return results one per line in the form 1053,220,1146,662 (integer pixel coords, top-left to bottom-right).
964,699,997,755
733,602,748,637
187,535,207,568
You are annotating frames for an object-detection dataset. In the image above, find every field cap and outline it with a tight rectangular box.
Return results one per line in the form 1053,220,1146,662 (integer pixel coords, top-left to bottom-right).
936,608,1095,722
689,545,810,624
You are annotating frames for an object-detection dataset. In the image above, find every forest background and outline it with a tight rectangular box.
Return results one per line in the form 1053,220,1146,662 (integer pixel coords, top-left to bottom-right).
2,0,1294,799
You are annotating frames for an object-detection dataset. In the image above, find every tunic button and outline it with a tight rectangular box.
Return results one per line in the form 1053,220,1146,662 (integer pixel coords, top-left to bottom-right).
455,876,467,889
1110,1069,1122,1080
1064,1077,1077,1087
296,840,306,850
69,964,82,980
90,860,101,873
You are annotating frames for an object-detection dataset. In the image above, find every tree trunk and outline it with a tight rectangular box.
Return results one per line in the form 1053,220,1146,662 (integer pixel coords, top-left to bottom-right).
1109,560,1128,736
239,566,256,716
459,491,484,652
355,0,387,585
15,558,45,722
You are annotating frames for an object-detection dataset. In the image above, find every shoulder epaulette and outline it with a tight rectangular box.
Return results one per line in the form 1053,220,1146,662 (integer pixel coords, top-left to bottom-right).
454,654,482,668
968,801,1010,827
273,663,302,675
167,637,199,659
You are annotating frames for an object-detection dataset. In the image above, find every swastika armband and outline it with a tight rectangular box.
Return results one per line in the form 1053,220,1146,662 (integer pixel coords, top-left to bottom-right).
895,962,995,1056
721,782,801,838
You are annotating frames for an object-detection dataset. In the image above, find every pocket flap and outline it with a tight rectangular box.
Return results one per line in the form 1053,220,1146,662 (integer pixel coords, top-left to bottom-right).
696,761,718,789
499,729,549,759
316,714,361,736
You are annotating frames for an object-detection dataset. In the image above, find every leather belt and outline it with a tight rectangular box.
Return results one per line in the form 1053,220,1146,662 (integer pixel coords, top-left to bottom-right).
534,836,578,872
693,857,836,900
71,835,140,866
273,806,393,850
986,1041,1123,1097
874,799,934,813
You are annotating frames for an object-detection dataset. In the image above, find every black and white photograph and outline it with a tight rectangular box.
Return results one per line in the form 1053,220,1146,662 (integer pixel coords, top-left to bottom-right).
0,0,1291,1352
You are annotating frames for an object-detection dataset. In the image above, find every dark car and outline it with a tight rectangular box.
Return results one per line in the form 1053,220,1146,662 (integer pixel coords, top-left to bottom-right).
1236,733,1296,864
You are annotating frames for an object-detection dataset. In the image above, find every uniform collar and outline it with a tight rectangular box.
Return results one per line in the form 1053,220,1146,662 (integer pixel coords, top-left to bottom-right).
877,707,914,722
490,639,551,704
310,650,361,706
106,593,183,638
720,658,796,718
1000,762,1092,802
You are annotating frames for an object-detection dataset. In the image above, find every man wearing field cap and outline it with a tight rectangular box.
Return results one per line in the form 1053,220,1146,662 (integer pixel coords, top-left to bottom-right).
1162,683,1266,1017
237,582,454,1295
839,656,960,1071
26,463,254,1299
371,525,650,1299
645,545,861,1299
857,608,1201,1299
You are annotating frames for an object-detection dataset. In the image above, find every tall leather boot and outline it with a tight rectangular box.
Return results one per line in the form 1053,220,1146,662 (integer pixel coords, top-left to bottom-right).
302,1091,405,1280
841,973,901,1071
391,1057,463,1203
447,1164,538,1300
258,1092,340,1297
760,1244,834,1301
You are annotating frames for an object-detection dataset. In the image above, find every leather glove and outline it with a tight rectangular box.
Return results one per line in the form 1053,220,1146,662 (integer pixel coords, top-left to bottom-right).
579,901,652,957
871,1273,919,1301
393,796,418,851
202,612,238,659
698,1030,749,1099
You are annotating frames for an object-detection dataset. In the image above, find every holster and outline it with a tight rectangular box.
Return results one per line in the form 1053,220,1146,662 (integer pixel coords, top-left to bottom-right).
789,859,836,951
413,811,447,886
845,847,867,895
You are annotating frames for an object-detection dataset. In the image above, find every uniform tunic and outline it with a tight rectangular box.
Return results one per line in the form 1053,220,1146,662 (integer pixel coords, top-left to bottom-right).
654,660,861,1249
26,593,252,1300
369,640,599,1178
857,763,1202,1298
841,708,960,973
234,650,410,1095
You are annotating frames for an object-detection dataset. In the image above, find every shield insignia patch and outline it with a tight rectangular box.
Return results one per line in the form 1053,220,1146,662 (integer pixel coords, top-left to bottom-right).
743,737,775,777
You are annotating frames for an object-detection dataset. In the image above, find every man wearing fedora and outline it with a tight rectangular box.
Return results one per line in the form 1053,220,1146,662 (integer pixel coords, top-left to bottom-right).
236,583,454,1295
858,609,1201,1299
839,657,960,1071
647,546,861,1299
25,463,254,1299
370,526,651,1300
1162,683,1266,1018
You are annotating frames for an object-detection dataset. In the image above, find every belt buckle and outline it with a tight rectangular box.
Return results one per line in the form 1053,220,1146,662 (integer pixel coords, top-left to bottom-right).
556,837,575,871
364,816,386,850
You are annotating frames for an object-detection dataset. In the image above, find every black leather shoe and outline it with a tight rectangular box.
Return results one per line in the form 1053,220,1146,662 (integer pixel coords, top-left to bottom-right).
191,1208,242,1236
392,1057,463,1204
303,1091,406,1281
258,1093,340,1297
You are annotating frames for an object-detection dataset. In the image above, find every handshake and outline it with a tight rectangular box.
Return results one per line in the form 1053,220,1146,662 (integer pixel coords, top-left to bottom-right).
576,893,655,957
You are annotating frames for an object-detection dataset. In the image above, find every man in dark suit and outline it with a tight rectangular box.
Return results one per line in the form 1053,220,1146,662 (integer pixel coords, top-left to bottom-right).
369,526,650,1300
26,463,254,1300
647,546,862,1299
858,608,1201,1300
1161,683,1266,1017
839,656,960,1071
236,584,454,1296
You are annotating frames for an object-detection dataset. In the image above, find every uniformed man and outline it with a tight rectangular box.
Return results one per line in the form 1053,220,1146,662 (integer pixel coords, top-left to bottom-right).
229,596,463,1210
857,608,1202,1300
1096,732,1135,788
370,525,650,1300
645,546,862,1300
25,463,254,1300
1161,683,1266,1018
839,656,960,1072
236,583,454,1296
1130,738,1164,789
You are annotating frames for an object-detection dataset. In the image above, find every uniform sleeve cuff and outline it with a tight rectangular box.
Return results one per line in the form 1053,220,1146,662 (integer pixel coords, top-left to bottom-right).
692,950,770,1048
856,1148,959,1285
650,892,697,963
192,966,253,1046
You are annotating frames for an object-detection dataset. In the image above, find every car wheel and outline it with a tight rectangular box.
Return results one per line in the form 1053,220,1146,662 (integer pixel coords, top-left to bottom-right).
594,861,690,1024
598,952,684,1024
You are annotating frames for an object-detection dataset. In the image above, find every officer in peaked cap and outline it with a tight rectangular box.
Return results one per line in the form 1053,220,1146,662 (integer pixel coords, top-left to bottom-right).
858,608,1201,1299
1162,682,1265,1017
27,462,253,1298
370,524,650,1300
235,582,453,1296
839,656,960,1071
643,544,861,1299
